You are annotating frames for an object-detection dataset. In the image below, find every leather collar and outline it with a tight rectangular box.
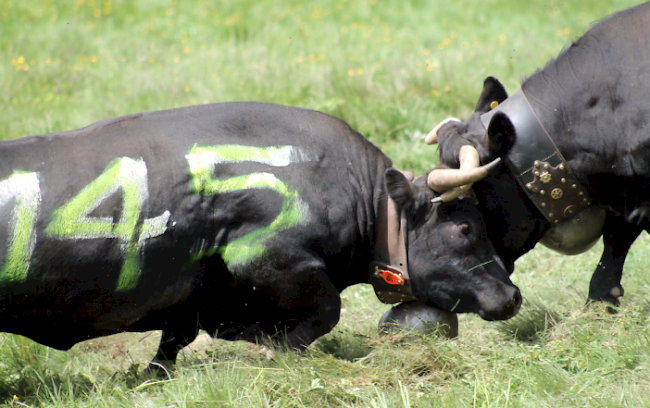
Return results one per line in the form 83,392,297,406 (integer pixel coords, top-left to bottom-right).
479,89,592,224
370,170,417,304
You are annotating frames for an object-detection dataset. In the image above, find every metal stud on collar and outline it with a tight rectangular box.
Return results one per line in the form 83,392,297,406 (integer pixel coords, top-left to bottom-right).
522,159,591,223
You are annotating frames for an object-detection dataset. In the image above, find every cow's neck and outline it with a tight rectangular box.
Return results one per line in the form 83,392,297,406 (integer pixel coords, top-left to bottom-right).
325,148,393,292
481,88,593,225
480,84,608,257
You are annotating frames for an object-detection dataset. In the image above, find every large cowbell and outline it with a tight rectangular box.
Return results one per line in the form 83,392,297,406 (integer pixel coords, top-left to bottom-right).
539,206,606,255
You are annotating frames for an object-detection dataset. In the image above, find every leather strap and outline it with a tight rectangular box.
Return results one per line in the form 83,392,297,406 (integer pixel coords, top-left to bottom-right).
480,89,592,224
370,170,417,304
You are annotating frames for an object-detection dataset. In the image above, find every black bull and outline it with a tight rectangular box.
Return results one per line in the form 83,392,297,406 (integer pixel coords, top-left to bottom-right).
431,2,650,309
0,102,519,370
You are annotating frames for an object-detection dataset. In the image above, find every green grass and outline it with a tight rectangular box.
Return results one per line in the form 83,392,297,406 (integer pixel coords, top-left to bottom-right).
1,0,649,406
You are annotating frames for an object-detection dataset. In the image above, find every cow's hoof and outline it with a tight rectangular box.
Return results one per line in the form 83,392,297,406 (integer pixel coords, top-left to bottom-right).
379,302,458,338
586,300,619,315
586,298,621,314
143,361,174,378
587,285,624,314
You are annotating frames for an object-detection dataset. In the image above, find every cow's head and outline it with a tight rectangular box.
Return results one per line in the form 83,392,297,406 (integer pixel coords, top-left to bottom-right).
425,77,552,270
384,168,522,321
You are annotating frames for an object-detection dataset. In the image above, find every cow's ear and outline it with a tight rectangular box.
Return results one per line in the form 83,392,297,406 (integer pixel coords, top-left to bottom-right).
385,168,417,212
486,111,516,157
474,77,509,113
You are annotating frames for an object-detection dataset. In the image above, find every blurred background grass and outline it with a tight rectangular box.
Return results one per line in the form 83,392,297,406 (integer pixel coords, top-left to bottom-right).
1,0,650,407
2,0,639,172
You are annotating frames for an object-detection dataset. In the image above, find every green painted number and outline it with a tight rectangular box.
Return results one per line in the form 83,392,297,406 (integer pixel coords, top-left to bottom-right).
46,157,170,292
0,172,41,284
0,144,309,287
186,145,310,268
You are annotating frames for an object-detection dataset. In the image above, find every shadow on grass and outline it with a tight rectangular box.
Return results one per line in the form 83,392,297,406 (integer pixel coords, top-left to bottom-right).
496,300,562,342
311,332,374,361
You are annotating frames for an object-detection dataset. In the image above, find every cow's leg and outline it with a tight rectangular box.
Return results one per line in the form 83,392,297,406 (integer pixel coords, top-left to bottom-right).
587,210,642,307
283,292,341,351
146,314,200,374
269,268,342,352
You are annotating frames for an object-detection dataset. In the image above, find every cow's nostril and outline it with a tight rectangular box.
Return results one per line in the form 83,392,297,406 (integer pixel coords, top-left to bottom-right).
513,289,522,309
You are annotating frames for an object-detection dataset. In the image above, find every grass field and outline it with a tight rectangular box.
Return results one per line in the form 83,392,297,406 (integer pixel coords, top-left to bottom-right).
1,0,650,406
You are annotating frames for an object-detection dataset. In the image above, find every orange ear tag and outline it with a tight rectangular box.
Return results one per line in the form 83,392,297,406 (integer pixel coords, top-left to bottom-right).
381,270,405,286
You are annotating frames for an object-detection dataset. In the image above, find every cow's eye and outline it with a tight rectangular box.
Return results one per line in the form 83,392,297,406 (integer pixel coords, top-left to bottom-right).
458,223,470,236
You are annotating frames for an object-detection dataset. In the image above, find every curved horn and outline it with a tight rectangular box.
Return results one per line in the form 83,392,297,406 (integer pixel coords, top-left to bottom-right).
428,156,501,192
428,146,501,202
424,117,460,144
428,145,479,191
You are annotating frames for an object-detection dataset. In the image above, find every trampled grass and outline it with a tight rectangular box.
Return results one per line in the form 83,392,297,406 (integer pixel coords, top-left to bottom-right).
1,0,650,406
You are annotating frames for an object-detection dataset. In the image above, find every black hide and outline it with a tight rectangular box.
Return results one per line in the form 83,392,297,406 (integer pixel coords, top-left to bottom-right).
0,102,518,370
434,2,650,306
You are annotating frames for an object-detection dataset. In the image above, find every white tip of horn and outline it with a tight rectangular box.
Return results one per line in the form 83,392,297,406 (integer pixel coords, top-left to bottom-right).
424,117,461,144
483,157,502,172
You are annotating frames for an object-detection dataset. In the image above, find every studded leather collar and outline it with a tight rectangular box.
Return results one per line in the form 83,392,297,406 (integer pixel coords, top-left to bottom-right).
479,89,592,224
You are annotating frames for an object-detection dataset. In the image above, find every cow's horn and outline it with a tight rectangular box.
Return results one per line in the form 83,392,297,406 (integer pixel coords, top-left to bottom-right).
428,157,501,193
424,117,461,144
428,145,501,202
432,184,474,203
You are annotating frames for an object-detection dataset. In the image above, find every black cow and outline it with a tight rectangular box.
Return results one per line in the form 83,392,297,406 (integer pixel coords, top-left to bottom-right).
427,2,650,309
0,102,520,371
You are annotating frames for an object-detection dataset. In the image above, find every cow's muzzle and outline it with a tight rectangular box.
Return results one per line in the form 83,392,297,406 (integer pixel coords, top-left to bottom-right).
477,284,522,321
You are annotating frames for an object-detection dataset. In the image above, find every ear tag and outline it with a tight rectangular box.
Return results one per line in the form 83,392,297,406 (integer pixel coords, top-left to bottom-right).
380,269,405,286
490,101,499,109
